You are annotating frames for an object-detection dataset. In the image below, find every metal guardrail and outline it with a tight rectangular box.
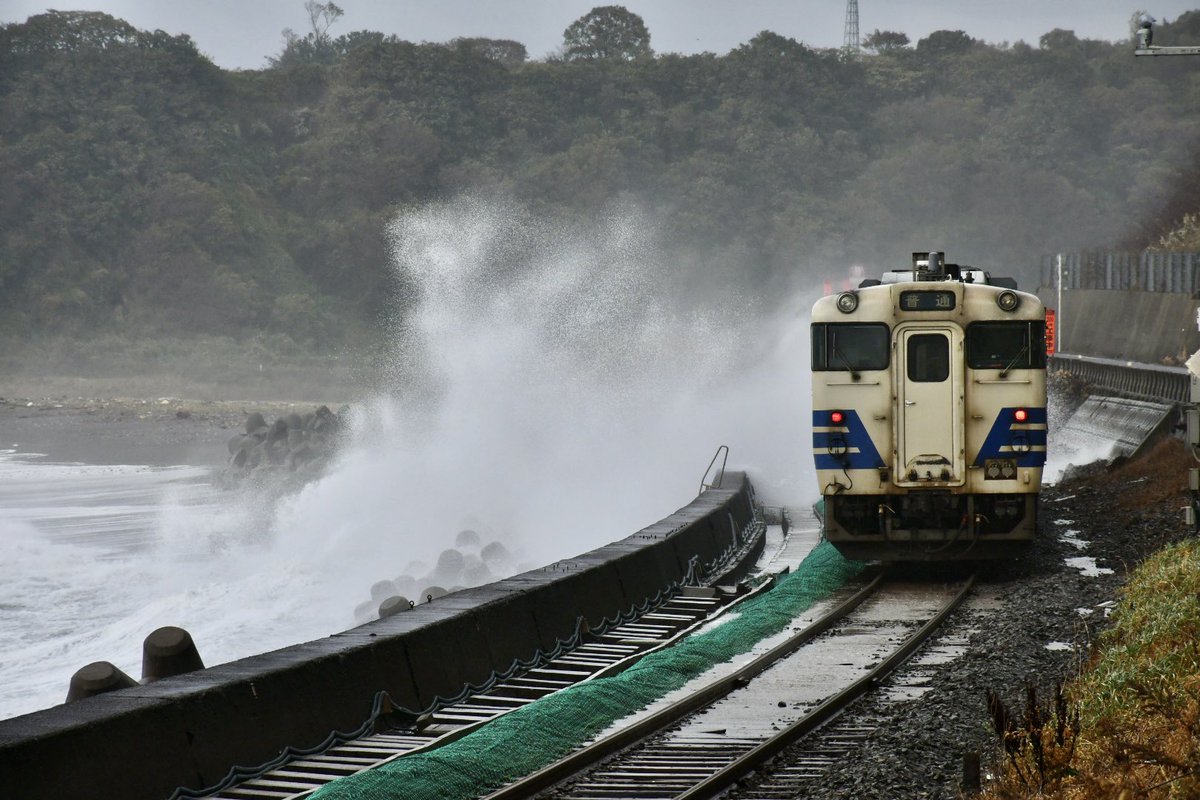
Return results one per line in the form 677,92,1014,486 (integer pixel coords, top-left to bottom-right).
1050,353,1189,405
699,445,729,494
1040,251,1200,294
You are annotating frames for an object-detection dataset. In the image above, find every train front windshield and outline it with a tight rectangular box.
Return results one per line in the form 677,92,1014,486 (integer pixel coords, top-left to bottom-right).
812,323,890,372
966,321,1046,370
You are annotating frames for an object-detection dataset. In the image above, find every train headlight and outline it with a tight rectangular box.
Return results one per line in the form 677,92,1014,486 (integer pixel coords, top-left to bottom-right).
836,292,859,314
996,290,1020,312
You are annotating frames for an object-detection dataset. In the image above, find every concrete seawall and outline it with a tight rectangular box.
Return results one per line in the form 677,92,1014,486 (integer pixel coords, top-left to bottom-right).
0,474,757,800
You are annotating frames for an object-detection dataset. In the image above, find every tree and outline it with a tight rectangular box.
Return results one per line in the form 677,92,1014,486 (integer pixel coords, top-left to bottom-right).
863,29,910,53
916,29,974,56
562,6,652,61
1157,10,1200,45
304,1,343,41
452,37,527,67
274,2,344,66
1038,28,1080,51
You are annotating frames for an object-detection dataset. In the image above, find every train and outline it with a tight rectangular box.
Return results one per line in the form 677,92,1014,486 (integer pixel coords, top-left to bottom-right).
812,252,1047,561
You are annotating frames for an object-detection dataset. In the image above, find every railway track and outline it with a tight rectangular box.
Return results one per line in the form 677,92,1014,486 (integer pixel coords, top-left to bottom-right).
731,625,975,799
487,571,975,800
197,518,769,800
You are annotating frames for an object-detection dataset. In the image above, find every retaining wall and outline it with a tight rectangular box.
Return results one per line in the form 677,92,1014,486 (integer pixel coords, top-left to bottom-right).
0,474,757,800
1037,288,1200,365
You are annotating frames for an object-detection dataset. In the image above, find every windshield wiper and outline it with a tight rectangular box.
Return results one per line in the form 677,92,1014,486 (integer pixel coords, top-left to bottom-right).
999,343,1029,378
831,337,861,381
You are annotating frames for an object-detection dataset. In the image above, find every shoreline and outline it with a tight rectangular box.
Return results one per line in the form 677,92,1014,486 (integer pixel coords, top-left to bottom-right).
0,393,353,468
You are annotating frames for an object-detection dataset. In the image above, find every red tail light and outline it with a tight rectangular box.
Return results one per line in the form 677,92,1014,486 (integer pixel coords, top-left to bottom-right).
1014,408,1028,422
830,411,845,425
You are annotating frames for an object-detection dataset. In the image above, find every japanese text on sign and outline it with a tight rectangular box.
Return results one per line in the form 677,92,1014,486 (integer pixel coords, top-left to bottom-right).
899,291,956,311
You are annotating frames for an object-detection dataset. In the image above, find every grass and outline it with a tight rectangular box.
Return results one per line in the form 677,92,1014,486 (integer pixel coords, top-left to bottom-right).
982,439,1200,799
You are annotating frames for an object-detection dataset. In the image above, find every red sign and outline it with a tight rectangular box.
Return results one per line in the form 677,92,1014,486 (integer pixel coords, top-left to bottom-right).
1045,309,1056,357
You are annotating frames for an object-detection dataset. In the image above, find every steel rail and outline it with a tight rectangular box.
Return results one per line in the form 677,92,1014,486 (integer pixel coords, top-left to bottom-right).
482,570,889,800
676,571,977,800
209,523,771,800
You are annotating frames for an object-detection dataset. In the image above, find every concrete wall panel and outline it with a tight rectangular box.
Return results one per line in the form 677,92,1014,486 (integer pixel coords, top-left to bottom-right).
1040,288,1200,363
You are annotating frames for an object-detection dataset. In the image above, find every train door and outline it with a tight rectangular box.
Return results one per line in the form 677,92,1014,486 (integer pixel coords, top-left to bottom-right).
895,325,965,486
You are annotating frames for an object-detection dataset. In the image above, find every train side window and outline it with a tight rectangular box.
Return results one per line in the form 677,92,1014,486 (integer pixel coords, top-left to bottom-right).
967,322,1046,370
811,323,889,372
906,334,949,382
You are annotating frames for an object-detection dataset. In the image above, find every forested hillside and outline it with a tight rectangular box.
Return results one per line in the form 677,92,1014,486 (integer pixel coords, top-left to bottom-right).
2,8,1199,361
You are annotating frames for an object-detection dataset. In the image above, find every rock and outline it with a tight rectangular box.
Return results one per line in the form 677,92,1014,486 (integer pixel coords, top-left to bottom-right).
266,419,288,444
370,580,397,602
419,586,447,603
378,596,412,618
245,412,269,436
392,575,417,597
463,562,495,586
436,548,465,577
481,541,511,564
352,600,376,624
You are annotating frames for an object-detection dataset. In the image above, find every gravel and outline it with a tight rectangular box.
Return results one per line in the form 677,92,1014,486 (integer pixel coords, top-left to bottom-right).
728,436,1194,800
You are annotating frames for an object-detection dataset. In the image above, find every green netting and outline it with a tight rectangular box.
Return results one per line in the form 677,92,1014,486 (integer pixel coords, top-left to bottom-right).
312,540,864,800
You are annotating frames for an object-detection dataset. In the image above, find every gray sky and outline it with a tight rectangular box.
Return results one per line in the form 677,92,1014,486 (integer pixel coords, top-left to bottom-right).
3,1,1196,69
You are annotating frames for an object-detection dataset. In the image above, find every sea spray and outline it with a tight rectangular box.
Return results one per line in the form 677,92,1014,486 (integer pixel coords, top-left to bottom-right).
0,195,823,720
273,195,820,582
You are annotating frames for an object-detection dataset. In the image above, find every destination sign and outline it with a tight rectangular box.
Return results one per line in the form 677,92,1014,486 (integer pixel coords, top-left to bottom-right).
900,290,956,311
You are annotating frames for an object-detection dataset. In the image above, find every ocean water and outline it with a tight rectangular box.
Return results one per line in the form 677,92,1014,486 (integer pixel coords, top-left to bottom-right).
0,198,820,721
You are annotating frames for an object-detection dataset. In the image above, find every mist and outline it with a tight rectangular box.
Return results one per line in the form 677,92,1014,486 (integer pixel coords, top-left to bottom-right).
271,195,819,592
0,193,827,721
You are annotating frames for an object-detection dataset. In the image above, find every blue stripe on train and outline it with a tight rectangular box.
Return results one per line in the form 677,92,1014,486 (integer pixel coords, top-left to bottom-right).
812,409,886,470
973,406,1048,467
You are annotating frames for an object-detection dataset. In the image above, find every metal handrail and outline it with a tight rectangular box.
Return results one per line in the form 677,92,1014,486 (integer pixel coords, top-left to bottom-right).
699,445,729,494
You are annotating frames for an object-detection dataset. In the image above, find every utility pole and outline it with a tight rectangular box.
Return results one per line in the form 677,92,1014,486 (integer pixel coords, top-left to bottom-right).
843,0,860,56
1056,254,1065,354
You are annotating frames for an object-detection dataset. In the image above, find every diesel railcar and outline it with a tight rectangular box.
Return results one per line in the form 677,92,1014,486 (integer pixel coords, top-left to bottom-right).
812,252,1047,561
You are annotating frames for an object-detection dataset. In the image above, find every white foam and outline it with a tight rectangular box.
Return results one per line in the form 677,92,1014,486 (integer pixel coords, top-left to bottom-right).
1044,393,1112,484
0,196,825,720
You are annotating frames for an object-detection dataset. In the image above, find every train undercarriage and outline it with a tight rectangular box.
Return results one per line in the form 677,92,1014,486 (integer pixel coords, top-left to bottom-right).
822,491,1038,562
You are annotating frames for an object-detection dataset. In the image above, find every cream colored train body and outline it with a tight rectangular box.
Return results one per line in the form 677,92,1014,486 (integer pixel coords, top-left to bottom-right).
812,253,1047,561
